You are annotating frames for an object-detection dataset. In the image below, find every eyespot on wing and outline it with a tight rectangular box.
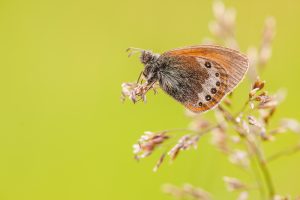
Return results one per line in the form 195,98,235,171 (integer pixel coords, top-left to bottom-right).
163,45,249,93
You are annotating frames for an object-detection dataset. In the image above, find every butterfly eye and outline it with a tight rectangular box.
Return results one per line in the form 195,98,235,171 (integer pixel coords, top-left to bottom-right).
141,51,151,64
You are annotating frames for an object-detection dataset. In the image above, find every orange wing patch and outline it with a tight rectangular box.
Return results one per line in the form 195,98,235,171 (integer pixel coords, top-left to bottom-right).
162,45,248,113
164,45,249,93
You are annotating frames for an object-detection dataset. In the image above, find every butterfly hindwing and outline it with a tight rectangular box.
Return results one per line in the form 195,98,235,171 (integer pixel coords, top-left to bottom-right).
158,45,249,113
157,54,228,113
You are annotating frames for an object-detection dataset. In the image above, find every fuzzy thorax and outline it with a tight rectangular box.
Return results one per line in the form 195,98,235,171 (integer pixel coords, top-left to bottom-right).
140,51,160,84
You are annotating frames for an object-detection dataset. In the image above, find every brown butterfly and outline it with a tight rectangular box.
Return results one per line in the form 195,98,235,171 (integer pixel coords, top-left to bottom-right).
127,45,249,113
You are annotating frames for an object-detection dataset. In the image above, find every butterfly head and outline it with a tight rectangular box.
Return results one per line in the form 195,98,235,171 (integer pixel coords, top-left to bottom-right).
140,51,160,84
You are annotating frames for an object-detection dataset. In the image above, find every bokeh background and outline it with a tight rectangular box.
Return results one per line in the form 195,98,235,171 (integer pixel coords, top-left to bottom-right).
0,0,299,199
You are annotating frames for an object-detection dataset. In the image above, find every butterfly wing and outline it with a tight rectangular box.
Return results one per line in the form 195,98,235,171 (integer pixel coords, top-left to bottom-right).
158,45,249,113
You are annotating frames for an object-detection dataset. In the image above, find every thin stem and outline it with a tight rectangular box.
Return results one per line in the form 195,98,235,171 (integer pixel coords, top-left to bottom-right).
234,99,251,118
259,160,275,199
163,128,196,133
164,125,219,136
220,103,276,199
246,135,275,199
244,140,266,200
196,125,220,136
267,143,300,162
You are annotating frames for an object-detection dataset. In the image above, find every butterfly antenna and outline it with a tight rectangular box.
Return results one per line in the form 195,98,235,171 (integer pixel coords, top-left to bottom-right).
126,47,145,57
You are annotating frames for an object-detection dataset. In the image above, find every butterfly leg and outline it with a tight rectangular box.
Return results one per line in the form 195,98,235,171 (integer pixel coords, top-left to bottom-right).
136,71,144,84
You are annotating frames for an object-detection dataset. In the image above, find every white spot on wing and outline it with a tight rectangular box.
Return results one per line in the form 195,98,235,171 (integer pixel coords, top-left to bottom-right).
195,57,224,106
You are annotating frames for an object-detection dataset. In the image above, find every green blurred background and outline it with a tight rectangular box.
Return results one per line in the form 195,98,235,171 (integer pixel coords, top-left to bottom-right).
0,0,299,199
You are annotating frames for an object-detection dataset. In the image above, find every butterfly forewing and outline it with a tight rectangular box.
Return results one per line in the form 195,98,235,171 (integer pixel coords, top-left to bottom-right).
160,45,249,113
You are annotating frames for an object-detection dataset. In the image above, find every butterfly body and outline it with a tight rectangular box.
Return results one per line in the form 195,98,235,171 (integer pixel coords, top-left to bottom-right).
137,45,249,113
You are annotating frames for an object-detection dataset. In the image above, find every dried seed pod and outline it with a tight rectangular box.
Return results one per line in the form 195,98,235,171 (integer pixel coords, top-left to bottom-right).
153,153,166,172
223,176,247,191
168,135,200,160
252,79,265,90
229,149,249,168
133,131,169,160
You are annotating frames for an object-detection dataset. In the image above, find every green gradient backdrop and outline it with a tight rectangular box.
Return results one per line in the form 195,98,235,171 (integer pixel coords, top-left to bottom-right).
0,0,299,199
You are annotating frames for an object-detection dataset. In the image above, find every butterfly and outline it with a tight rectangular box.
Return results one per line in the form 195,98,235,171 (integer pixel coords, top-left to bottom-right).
127,45,249,113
